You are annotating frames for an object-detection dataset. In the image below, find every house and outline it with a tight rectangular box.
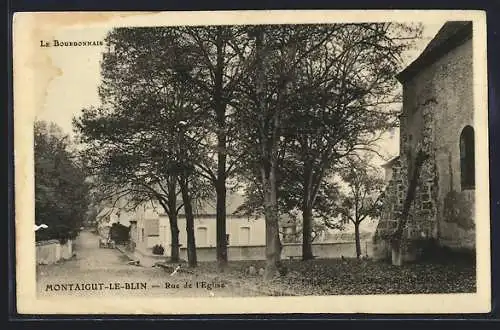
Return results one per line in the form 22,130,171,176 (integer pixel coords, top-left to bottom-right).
96,196,137,227
128,202,162,250
374,21,475,260
130,192,268,261
129,189,376,261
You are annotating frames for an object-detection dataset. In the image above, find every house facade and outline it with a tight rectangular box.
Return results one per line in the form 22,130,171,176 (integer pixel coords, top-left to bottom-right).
129,192,269,261
127,190,377,261
97,197,137,228
374,21,475,260
128,203,162,250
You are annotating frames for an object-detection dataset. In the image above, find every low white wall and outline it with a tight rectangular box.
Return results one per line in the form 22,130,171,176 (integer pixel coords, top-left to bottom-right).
179,240,374,262
283,241,374,259
36,239,73,265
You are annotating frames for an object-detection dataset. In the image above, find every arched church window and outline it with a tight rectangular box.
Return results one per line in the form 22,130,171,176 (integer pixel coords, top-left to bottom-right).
460,126,475,190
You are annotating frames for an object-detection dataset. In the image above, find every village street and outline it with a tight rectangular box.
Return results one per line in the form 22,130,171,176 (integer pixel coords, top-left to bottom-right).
37,231,257,298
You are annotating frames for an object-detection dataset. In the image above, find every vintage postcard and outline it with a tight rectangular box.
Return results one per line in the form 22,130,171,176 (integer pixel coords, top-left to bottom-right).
13,10,490,315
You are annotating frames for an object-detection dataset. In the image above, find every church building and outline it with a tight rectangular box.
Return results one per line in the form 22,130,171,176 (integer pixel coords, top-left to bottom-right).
374,21,475,261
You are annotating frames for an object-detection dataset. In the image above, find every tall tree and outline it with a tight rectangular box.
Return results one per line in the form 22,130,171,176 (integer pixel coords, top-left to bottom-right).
35,121,90,242
233,23,421,265
337,156,385,258
282,23,422,260
74,27,212,266
234,25,308,279
75,108,185,261
172,26,254,268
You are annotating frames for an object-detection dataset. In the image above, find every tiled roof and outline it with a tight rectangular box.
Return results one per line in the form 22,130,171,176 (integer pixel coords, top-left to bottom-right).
177,190,246,217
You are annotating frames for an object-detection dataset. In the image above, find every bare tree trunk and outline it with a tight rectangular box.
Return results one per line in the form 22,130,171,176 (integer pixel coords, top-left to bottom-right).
302,204,314,261
214,27,228,269
168,213,180,262
167,179,180,262
302,165,314,261
180,178,197,268
255,27,282,280
215,173,227,267
262,164,282,280
354,221,361,259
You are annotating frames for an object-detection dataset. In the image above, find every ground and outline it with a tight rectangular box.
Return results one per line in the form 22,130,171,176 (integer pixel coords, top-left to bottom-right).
37,231,476,298
193,257,476,296
37,231,256,298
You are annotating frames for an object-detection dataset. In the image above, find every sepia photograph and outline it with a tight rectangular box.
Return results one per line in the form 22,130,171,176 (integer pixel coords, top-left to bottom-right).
13,10,490,314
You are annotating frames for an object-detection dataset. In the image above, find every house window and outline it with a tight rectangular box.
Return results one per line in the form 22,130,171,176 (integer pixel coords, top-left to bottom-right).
196,227,208,246
239,227,251,245
145,219,159,236
460,125,475,190
226,234,230,246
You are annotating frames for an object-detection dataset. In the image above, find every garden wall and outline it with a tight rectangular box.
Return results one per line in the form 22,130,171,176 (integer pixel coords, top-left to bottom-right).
179,241,374,262
36,239,73,265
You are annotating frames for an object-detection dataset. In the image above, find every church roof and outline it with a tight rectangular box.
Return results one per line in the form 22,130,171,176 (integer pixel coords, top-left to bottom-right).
396,21,473,83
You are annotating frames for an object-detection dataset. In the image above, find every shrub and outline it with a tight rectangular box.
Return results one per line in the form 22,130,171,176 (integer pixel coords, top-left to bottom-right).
109,223,130,244
35,224,79,244
152,244,164,255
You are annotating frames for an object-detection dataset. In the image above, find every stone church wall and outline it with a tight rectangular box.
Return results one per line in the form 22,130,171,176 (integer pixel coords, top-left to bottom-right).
430,39,475,250
374,35,475,259
406,38,475,250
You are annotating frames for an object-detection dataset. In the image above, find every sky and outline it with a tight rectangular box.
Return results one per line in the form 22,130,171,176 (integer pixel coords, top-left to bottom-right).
35,19,447,166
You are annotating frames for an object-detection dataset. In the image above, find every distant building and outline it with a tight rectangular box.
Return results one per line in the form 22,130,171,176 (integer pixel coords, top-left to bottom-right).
127,202,161,249
96,196,137,227
131,192,268,259
374,21,475,260
127,190,376,261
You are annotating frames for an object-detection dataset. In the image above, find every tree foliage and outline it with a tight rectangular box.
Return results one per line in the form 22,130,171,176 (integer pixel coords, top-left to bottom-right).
233,23,421,263
35,121,90,242
337,155,385,258
74,27,216,266
74,22,422,275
